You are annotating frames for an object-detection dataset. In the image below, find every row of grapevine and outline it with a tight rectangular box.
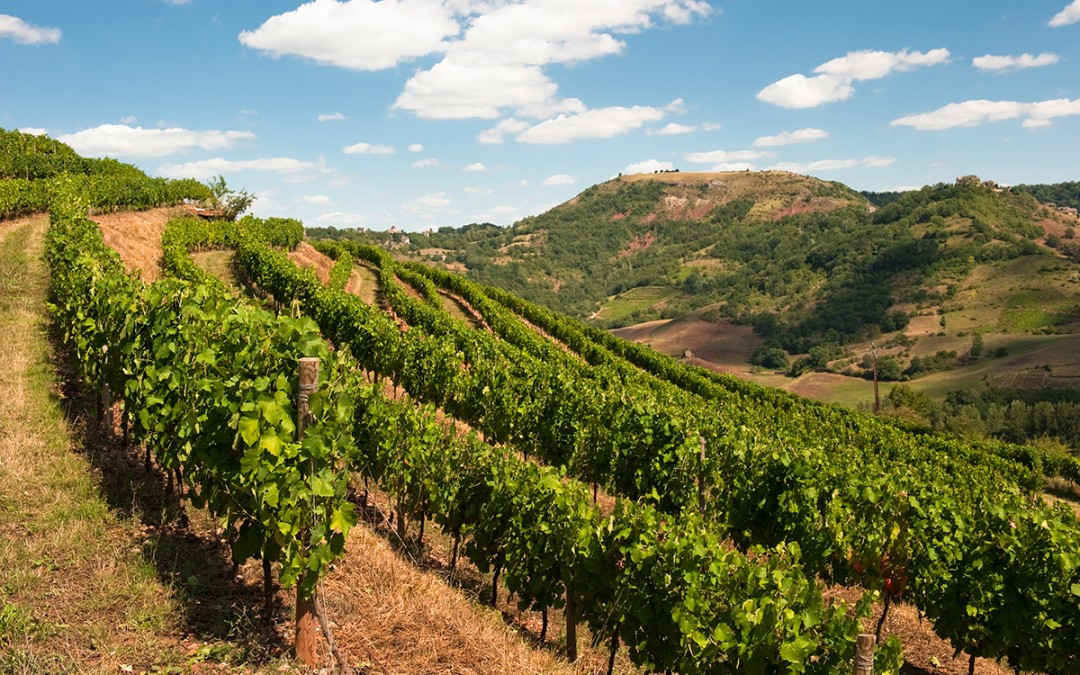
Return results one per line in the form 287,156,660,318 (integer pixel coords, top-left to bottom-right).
153,217,882,672
0,172,212,219
350,386,883,673
296,238,1080,673
46,194,356,603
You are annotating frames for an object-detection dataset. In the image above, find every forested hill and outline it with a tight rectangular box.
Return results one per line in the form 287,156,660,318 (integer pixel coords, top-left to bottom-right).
309,171,1080,353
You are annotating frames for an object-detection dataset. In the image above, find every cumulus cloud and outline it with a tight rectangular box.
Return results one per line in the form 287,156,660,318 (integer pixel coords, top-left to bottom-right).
58,124,255,158
757,48,950,108
239,0,459,71
463,162,486,172
973,53,1060,72
302,194,333,204
770,156,895,172
408,143,424,152
317,112,347,121
648,121,721,136
412,158,439,168
542,174,576,186
464,186,493,196
624,159,675,174
343,141,395,155
158,157,326,180
516,104,668,144
477,118,531,144
891,98,1080,130
402,191,455,215
684,149,773,164
0,14,61,44
317,211,366,225
240,2,711,122
753,128,829,147
18,127,48,136
1049,1,1080,26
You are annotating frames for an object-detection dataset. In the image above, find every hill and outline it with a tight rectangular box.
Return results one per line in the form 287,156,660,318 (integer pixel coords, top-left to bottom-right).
311,171,1080,424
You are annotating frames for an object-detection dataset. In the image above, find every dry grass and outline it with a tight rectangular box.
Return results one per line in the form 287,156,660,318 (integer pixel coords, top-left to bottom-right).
825,586,1013,675
345,263,379,305
191,249,245,295
0,217,183,671
288,243,334,284
318,524,582,675
92,207,179,282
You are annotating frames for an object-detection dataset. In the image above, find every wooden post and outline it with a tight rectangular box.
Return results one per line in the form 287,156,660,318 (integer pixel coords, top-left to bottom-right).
565,587,578,662
102,383,114,438
697,436,707,514
853,633,874,675
870,343,881,414
294,357,320,667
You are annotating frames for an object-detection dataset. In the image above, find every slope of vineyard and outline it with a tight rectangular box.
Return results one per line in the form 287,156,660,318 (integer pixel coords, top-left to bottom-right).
6,131,1080,674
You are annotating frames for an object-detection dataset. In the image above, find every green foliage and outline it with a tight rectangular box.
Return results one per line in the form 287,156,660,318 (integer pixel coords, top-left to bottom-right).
1012,180,1080,210
46,201,355,600
749,344,789,370
205,175,255,221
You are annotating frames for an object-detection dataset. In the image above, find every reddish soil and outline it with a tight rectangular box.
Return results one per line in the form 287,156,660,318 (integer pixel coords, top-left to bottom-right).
773,201,822,220
92,207,178,281
287,243,334,284
613,231,657,260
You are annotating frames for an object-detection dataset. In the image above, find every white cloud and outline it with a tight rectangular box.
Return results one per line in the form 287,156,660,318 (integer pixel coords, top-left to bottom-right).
1049,1,1080,26
408,143,424,152
58,124,255,158
652,123,694,136
317,211,366,225
343,141,396,155
516,104,668,144
463,162,486,172
18,127,48,136
770,156,895,172
972,53,1060,72
302,194,333,204
239,0,460,71
403,191,454,215
753,128,829,147
0,14,61,44
685,149,772,163
542,174,576,186
317,112,347,122
891,98,1080,130
478,205,521,224
119,115,138,124
624,159,675,174
464,186,493,196
391,1,711,120
412,158,439,168
477,118,530,144
158,157,325,180
757,48,950,109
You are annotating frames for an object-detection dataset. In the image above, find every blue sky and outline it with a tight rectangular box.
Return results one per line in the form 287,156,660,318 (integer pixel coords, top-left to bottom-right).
2,1,1079,231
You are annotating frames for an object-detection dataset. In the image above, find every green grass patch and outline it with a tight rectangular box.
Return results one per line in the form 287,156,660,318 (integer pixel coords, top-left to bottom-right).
598,286,679,321
998,292,1051,332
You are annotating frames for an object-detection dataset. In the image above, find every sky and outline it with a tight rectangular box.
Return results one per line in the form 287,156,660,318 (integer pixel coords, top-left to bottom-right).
2,1,1079,232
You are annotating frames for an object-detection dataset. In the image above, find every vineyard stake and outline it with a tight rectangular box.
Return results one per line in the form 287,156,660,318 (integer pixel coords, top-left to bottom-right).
852,633,874,675
565,585,578,662
697,436,707,514
294,357,320,667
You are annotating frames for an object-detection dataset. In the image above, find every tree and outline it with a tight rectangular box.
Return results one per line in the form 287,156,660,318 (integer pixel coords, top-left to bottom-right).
205,175,254,221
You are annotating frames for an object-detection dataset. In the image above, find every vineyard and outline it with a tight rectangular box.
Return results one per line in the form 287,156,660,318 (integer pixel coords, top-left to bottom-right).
3,131,1080,674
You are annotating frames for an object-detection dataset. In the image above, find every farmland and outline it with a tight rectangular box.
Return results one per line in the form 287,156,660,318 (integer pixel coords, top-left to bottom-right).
3,131,1080,674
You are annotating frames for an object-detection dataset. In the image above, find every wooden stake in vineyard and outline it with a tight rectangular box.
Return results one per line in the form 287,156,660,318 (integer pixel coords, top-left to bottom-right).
852,633,875,675
294,357,320,667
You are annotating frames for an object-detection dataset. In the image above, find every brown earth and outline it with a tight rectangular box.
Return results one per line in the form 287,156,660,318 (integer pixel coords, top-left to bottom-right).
287,242,334,284
92,206,180,281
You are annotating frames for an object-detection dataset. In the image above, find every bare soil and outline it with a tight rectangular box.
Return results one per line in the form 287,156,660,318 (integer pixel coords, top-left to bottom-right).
92,207,179,281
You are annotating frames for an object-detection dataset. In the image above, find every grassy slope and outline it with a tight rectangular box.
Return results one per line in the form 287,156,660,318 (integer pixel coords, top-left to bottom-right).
0,216,191,671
